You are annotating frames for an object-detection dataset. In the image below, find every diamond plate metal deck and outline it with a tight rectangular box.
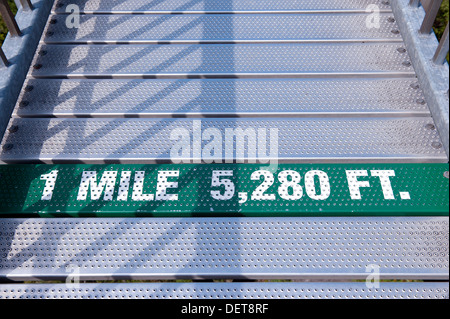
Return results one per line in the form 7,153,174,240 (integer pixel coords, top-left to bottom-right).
0,118,446,164
30,43,416,78
43,13,403,44
0,217,448,281
12,78,430,118
0,282,448,299
52,0,393,13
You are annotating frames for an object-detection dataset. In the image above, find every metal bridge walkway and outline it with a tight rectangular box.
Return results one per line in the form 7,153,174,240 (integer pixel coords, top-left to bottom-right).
0,0,448,299
0,0,447,163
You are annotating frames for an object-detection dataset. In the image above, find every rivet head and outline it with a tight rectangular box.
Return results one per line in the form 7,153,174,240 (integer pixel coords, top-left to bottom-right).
416,98,426,105
425,124,436,130
33,64,43,70
444,171,449,179
39,50,47,56
387,17,395,23
2,144,13,151
391,29,400,34
432,142,443,149
47,31,54,37
25,85,34,92
382,1,390,5
410,83,420,89
56,3,64,8
19,101,29,108
50,19,58,24
402,61,412,66
8,125,19,133
397,47,407,53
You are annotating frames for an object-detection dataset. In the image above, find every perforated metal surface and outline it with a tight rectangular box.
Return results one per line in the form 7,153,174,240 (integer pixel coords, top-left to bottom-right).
1,0,447,301
13,79,430,118
52,0,392,13
30,43,415,78
0,118,446,163
0,217,448,281
0,282,448,299
43,14,403,43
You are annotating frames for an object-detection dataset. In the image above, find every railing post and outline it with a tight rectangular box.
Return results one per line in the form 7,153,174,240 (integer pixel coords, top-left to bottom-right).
420,0,443,34
0,47,9,67
433,23,449,64
18,0,33,11
0,0,22,37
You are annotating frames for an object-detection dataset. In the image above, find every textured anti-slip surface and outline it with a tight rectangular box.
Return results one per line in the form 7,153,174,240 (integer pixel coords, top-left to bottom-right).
31,43,415,77
0,218,448,281
0,0,448,300
13,79,430,117
52,0,393,12
44,14,403,43
2,0,442,166
0,118,446,163
0,282,448,299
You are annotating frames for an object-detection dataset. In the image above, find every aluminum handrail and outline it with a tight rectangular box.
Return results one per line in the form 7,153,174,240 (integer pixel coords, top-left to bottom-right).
410,0,449,64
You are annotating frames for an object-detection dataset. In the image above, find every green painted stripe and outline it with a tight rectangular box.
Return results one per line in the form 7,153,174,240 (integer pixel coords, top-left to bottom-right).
0,164,448,217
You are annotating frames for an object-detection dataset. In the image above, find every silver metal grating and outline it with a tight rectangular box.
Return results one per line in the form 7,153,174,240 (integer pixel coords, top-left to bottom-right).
0,218,448,282
12,78,430,118
52,0,393,13
0,0,449,300
0,282,448,299
30,43,415,78
0,118,446,164
43,13,403,43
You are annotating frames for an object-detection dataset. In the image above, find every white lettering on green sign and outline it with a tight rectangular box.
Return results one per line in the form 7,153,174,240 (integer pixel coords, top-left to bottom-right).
38,168,412,203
